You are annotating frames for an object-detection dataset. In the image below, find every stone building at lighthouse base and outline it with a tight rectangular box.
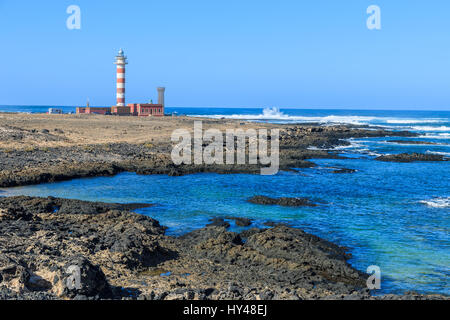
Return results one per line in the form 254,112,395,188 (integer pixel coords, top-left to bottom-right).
77,102,165,117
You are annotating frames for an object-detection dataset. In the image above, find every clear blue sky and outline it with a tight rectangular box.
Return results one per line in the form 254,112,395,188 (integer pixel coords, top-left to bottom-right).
1,0,449,110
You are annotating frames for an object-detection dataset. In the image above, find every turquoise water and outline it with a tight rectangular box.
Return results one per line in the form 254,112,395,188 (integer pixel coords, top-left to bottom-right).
1,108,449,295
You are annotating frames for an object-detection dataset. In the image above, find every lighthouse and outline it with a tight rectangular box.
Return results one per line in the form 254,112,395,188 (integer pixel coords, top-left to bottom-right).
78,49,166,116
114,48,128,106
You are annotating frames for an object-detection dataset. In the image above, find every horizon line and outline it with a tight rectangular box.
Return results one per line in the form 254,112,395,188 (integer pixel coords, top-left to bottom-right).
0,104,450,112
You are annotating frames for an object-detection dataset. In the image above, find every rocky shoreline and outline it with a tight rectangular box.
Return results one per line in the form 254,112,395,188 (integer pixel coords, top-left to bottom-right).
0,196,446,300
1,115,447,300
0,119,417,188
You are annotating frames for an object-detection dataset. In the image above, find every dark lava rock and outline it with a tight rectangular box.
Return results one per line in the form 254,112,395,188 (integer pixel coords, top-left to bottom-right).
389,140,441,145
0,196,58,215
225,216,252,227
248,196,317,207
0,207,36,221
244,226,365,287
376,153,448,162
0,196,168,300
332,168,357,174
0,196,154,216
263,221,292,228
179,226,242,247
233,217,252,227
117,203,154,211
207,218,230,229
239,228,262,239
1,195,447,300
176,225,368,298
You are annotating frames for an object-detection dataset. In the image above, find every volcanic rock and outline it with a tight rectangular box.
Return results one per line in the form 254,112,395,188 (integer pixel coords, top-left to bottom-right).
248,196,317,207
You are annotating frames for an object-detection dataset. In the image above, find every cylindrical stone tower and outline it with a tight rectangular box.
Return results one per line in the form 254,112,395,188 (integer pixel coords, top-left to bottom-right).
157,87,165,107
114,49,128,106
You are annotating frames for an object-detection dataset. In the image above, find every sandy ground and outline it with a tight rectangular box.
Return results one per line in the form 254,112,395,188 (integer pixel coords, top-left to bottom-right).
0,113,274,149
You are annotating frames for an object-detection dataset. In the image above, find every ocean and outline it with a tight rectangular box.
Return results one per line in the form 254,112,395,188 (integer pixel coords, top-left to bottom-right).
0,106,449,296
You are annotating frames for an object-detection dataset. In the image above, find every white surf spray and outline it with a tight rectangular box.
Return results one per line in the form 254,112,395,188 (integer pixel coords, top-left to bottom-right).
420,197,450,208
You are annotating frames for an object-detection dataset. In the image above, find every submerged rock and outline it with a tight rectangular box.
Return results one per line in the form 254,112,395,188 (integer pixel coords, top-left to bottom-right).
332,168,357,174
206,218,230,229
225,216,252,227
263,221,292,228
248,195,317,207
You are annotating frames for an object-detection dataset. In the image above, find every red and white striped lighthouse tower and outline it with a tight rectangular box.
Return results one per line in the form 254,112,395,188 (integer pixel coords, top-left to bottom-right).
114,49,128,106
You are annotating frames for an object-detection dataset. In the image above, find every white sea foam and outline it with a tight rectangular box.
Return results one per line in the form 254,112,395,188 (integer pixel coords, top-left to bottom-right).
367,151,385,157
307,146,327,151
197,108,377,125
306,139,370,154
194,108,450,128
410,126,450,132
385,119,445,124
418,133,450,139
425,150,450,157
332,140,366,150
420,197,450,208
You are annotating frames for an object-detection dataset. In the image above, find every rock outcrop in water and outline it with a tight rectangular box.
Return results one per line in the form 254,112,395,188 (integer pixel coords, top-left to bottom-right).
388,140,441,145
248,196,317,207
0,196,446,300
332,168,357,174
376,153,448,162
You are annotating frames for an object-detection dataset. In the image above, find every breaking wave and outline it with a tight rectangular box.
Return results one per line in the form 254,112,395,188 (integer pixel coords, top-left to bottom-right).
197,107,377,125
385,119,445,124
425,150,450,157
418,133,450,139
195,107,450,128
410,126,450,132
420,197,450,208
